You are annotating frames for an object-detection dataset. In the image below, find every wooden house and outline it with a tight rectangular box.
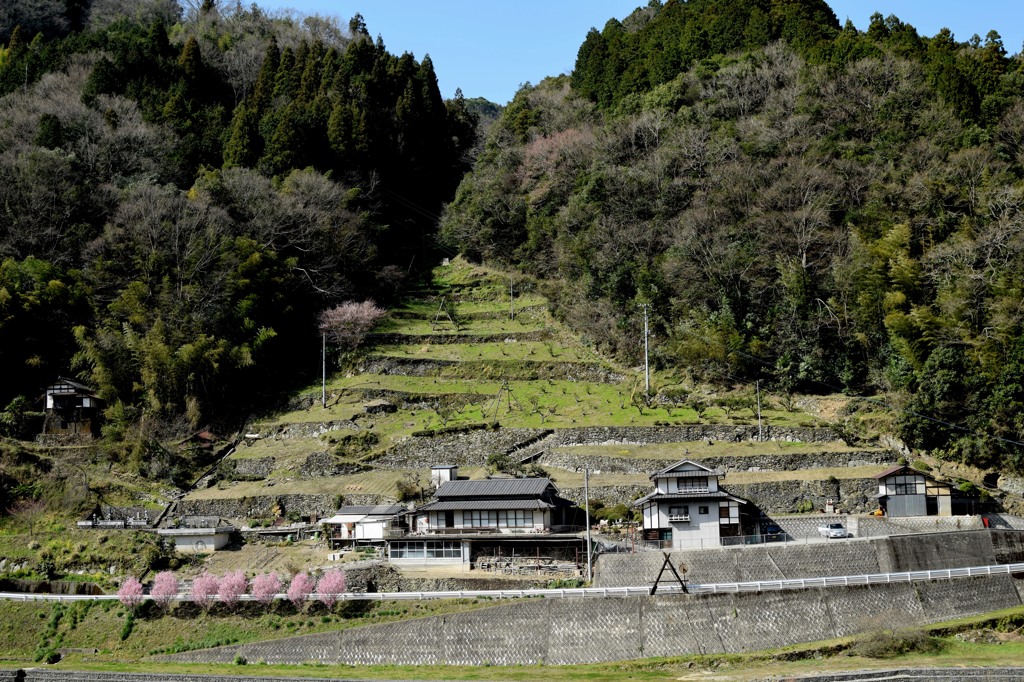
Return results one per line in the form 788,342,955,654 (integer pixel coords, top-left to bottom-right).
41,377,101,438
387,478,584,571
635,460,749,549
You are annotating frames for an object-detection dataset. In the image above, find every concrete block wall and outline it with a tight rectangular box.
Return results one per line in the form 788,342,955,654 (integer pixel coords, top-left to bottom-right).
595,530,1024,587
876,531,996,573
595,540,885,587
156,574,1023,666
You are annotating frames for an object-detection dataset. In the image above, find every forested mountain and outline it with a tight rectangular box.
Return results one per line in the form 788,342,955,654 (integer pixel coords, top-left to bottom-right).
440,0,1024,472
0,0,477,453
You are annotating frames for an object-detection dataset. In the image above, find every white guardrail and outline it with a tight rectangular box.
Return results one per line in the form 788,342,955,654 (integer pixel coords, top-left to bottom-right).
2,562,1022,603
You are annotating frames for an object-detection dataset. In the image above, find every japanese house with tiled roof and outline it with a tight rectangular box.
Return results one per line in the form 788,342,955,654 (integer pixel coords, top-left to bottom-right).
387,475,585,571
635,459,748,549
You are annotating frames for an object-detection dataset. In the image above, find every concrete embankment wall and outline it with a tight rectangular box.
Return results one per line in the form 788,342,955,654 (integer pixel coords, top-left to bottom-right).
594,530,1024,587
154,574,1022,666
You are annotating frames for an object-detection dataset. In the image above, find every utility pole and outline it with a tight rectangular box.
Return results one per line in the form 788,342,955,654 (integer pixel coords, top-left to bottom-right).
510,277,514,321
584,468,593,583
640,304,650,396
321,332,327,408
756,379,762,442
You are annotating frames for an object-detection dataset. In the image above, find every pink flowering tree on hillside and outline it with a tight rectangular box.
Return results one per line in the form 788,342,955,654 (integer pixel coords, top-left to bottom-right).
251,573,281,606
319,301,386,353
219,570,247,608
191,571,220,611
317,569,347,609
117,576,144,611
151,571,178,611
287,572,315,609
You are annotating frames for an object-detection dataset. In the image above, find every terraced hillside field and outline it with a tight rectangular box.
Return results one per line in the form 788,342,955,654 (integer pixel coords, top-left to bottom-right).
186,258,898,519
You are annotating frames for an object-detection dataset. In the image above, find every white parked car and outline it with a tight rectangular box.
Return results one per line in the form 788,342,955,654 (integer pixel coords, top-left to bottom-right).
818,522,848,539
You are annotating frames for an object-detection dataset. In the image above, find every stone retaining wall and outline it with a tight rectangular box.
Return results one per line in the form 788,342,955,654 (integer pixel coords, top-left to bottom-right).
155,574,1023,666
546,424,840,446
542,448,892,475
374,424,842,470
177,493,355,519
255,420,360,440
560,478,879,514
728,479,879,514
369,427,541,469
297,452,369,478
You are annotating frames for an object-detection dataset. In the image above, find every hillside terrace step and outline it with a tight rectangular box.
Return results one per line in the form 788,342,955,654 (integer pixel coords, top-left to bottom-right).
371,330,554,344
361,356,625,382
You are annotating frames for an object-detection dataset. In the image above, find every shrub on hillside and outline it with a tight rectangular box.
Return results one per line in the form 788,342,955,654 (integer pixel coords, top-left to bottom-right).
849,628,943,658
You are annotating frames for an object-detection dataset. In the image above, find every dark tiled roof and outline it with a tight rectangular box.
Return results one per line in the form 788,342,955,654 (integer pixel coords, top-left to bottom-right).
633,490,747,507
434,478,554,499
416,499,556,512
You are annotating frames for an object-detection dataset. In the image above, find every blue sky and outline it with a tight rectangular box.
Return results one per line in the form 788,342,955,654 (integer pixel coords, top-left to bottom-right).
254,1,1024,104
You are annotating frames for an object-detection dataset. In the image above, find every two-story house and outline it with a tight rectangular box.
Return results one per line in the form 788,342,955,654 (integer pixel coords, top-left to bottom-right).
635,460,748,549
386,477,584,571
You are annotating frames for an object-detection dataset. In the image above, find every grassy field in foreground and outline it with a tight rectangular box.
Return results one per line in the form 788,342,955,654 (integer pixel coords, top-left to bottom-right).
0,598,493,664
10,606,1024,681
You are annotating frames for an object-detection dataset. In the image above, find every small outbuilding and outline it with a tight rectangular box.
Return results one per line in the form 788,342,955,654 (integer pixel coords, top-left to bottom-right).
873,464,976,517
40,377,102,439
322,504,407,549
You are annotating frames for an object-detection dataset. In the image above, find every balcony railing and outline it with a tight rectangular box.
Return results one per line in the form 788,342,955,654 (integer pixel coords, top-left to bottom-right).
668,514,690,523
384,525,585,538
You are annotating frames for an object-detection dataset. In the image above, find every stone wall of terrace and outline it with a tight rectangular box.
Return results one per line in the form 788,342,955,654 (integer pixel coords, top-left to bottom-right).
541,448,892,475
